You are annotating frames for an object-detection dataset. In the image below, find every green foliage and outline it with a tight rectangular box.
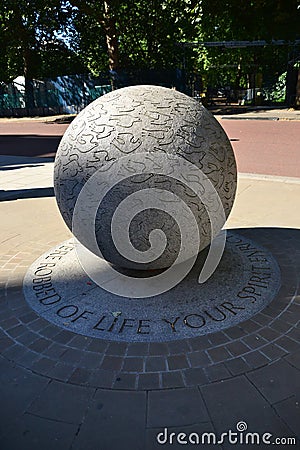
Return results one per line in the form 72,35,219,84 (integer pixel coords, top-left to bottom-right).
0,0,80,82
116,0,201,70
263,72,287,102
0,0,299,98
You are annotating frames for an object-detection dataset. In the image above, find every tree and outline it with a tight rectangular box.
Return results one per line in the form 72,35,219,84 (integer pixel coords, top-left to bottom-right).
70,0,120,81
70,0,202,89
196,0,300,99
0,0,76,107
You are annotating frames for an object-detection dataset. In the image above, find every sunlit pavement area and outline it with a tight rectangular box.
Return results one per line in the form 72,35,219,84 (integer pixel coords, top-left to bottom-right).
0,110,299,449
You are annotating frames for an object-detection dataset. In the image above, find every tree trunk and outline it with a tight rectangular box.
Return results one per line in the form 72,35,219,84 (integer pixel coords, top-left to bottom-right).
295,69,300,109
23,46,35,110
285,63,298,107
103,1,119,89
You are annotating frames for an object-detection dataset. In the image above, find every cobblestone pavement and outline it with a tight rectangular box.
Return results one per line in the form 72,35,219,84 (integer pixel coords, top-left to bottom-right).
0,227,299,450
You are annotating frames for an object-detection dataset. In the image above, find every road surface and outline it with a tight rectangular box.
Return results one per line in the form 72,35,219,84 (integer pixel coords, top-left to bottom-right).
0,118,299,177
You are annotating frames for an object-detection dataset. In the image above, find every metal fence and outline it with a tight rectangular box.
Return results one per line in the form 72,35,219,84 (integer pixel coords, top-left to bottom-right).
0,69,189,117
0,74,112,117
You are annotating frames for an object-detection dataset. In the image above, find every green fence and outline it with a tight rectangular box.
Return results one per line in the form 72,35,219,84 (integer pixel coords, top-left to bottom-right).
0,75,112,117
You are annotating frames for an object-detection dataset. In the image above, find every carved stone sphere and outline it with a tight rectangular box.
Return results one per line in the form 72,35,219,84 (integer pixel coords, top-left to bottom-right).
54,85,237,270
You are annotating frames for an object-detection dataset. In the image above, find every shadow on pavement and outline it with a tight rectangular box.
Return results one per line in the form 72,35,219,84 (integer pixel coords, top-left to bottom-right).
0,155,54,168
0,134,61,157
0,164,45,171
0,187,55,201
0,227,298,450
207,105,288,116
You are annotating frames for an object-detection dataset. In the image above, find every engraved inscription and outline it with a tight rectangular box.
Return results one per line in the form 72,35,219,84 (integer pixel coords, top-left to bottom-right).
23,234,281,342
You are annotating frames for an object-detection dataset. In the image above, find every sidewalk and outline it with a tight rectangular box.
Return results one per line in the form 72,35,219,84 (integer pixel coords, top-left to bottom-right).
210,105,300,121
0,156,300,229
0,105,299,125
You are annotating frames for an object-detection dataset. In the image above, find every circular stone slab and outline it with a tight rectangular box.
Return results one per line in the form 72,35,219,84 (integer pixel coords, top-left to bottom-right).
54,85,237,270
23,232,281,342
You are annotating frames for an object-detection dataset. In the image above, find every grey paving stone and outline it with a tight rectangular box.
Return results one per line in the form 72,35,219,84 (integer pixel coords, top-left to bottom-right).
53,330,75,344
86,339,108,353
68,367,92,385
225,327,246,340
145,356,166,372
287,304,300,314
275,336,299,353
242,334,267,349
187,351,210,367
258,327,281,341
167,354,189,370
247,360,300,404
0,316,19,330
240,320,261,333
31,357,56,375
0,357,49,434
146,422,221,450
68,335,92,350
167,340,190,355
28,379,95,424
279,311,299,325
260,343,288,360
59,348,83,364
13,304,32,317
88,369,116,389
208,331,230,346
29,337,52,353
0,336,15,352
106,341,128,356
29,318,50,333
127,342,149,356
6,323,26,338
189,336,211,351
225,357,251,376
138,373,160,390
252,313,272,326
207,346,232,363
287,327,300,342
162,371,185,389
0,412,78,450
3,343,26,361
16,349,40,367
17,330,37,345
205,363,231,382
148,387,209,428
39,325,61,339
79,351,102,369
19,311,38,324
100,355,123,371
113,373,137,389
226,341,251,357
42,342,67,359
48,362,76,382
274,395,300,437
72,389,146,450
201,375,291,437
263,307,284,319
243,351,270,369
122,357,144,372
285,350,300,370
183,367,208,386
149,342,169,356
271,319,292,334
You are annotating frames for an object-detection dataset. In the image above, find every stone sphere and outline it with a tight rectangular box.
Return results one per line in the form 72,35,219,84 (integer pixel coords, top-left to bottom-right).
54,85,237,270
